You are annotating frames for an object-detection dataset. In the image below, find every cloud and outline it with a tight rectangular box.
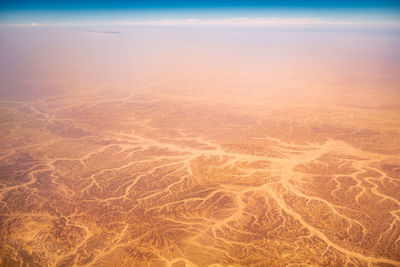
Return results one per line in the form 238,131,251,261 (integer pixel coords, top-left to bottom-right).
117,17,357,26
72,28,120,34
9,22,44,27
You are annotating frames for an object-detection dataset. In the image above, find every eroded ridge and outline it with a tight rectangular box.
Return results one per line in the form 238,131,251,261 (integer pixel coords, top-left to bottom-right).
1,92,400,267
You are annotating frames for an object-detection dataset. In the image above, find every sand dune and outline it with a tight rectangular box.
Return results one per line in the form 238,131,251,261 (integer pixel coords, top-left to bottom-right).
1,27,400,266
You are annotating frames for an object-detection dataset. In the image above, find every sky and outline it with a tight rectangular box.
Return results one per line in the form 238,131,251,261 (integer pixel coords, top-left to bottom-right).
0,0,400,27
1,0,400,10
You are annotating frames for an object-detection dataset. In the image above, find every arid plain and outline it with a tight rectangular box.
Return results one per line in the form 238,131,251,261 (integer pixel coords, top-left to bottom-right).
1,27,400,266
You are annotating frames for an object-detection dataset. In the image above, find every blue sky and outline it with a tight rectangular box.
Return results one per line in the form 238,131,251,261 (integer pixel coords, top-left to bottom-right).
1,0,399,27
1,0,400,10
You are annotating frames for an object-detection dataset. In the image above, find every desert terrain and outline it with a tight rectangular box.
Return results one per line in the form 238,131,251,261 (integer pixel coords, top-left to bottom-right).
0,27,400,266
